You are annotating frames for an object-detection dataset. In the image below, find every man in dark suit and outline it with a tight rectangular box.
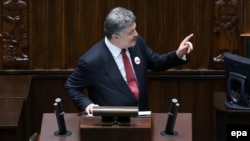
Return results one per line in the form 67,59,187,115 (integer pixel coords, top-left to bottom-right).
65,7,194,115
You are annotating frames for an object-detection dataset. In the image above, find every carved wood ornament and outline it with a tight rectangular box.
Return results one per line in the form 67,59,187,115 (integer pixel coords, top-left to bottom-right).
1,0,28,68
213,0,239,62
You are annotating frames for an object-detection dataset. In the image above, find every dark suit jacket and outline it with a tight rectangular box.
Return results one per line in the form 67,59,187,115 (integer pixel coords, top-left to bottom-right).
65,36,187,112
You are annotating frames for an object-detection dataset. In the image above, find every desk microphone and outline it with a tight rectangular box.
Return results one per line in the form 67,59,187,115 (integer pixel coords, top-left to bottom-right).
161,98,179,136
54,98,72,136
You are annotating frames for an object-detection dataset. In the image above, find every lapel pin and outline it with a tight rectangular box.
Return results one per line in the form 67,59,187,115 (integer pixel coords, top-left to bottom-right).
134,56,140,65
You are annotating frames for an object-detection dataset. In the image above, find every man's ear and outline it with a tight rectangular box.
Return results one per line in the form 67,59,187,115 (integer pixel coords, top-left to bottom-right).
111,34,120,43
112,34,119,39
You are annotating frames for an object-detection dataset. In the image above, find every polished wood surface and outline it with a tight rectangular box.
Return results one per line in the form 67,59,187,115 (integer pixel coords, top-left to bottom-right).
0,76,31,98
27,0,200,69
240,34,250,57
214,92,250,141
39,113,80,141
152,113,192,141
80,115,151,141
1,0,249,139
0,0,213,69
1,1,249,140
240,0,250,33
1,0,249,69
80,115,151,127
0,98,25,141
0,0,249,70
0,98,24,128
0,76,31,141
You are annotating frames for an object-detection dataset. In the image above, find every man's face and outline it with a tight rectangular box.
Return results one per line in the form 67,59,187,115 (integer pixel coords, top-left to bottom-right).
116,23,138,49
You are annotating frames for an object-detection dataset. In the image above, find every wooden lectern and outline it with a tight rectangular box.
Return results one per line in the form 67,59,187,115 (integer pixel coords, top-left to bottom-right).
39,113,192,141
80,116,151,141
152,113,192,141
39,113,80,141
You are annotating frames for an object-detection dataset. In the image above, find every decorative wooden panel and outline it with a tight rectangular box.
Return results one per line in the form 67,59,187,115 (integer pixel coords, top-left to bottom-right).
212,0,240,69
1,0,29,69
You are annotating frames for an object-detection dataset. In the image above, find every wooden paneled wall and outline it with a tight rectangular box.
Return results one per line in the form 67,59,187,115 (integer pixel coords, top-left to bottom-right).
240,0,250,33
27,0,202,69
2,0,210,69
2,0,250,70
1,0,250,141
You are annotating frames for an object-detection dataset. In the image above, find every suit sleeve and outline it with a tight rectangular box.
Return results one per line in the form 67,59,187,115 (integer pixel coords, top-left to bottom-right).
64,57,93,112
137,36,187,71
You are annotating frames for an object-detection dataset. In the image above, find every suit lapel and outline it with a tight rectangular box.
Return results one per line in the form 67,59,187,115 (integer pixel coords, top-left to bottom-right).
128,47,144,92
101,45,135,100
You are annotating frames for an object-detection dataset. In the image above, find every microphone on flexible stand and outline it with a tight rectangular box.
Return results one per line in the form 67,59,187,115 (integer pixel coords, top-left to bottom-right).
54,98,72,136
161,98,179,136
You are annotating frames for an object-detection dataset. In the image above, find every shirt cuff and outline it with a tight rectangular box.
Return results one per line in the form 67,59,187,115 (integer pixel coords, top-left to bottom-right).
179,55,187,61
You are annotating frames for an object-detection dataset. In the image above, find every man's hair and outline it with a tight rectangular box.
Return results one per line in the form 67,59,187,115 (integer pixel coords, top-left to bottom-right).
104,7,136,39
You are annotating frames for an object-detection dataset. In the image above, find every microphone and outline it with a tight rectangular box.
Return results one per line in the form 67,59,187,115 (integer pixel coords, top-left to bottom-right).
54,98,72,136
161,98,179,136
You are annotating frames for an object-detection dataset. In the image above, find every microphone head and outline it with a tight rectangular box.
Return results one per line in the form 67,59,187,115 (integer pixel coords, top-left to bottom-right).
176,103,180,107
55,98,61,103
172,98,178,103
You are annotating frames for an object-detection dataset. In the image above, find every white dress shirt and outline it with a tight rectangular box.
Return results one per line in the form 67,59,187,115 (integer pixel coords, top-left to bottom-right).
104,37,135,82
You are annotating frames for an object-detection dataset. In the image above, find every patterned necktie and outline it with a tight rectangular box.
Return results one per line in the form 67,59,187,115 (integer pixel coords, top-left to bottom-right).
121,49,139,100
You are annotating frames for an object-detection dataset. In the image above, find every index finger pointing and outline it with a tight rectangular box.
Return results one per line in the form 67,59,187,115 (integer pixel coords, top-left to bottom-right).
182,33,194,43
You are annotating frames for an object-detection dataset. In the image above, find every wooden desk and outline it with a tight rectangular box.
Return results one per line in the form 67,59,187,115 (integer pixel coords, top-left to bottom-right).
152,113,192,141
0,99,24,127
80,116,151,141
0,98,25,141
0,76,31,141
214,92,250,141
39,113,80,141
39,113,192,141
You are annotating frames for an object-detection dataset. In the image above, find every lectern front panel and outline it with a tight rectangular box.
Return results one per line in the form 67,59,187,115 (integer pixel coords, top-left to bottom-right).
80,116,152,141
